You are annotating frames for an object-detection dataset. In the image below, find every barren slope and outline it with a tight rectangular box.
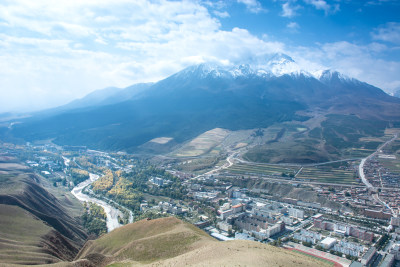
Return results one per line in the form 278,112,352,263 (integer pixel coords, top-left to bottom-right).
0,158,87,265
76,217,328,267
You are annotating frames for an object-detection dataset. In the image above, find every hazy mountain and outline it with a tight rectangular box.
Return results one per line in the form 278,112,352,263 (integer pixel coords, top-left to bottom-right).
4,53,400,154
64,86,123,109
37,83,154,116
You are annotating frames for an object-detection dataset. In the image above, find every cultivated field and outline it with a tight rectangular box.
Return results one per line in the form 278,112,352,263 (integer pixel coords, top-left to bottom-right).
379,158,400,174
226,163,299,177
171,128,229,157
296,167,359,184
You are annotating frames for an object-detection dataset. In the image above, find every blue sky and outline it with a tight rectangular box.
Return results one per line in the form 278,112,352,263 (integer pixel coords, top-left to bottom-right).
0,0,399,112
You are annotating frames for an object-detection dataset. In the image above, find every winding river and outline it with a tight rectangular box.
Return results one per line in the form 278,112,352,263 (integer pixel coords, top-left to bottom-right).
71,173,123,232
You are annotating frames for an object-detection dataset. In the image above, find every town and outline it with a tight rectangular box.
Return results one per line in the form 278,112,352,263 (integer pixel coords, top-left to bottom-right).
1,136,400,267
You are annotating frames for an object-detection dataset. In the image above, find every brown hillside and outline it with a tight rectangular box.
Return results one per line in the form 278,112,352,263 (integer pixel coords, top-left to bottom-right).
0,159,87,266
76,217,328,267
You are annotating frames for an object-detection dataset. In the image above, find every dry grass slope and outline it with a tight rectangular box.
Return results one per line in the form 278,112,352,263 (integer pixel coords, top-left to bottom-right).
0,160,87,266
77,217,329,267
171,128,229,157
76,217,213,264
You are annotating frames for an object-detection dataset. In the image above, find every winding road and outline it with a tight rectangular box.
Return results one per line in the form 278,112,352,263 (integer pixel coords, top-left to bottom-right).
358,133,399,216
359,133,399,188
193,152,238,180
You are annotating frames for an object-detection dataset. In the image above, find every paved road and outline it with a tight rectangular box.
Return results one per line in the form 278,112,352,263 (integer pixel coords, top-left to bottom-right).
193,152,238,180
71,173,123,232
359,133,399,189
358,133,399,216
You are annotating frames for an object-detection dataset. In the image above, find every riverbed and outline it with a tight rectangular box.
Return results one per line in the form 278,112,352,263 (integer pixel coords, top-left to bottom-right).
71,173,123,232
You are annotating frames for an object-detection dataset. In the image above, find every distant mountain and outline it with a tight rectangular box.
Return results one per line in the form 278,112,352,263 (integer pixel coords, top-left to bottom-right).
4,53,400,157
394,89,400,98
39,83,153,116
65,86,122,109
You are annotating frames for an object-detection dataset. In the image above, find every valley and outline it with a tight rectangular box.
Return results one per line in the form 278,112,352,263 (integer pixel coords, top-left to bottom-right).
1,123,400,266
1,55,400,267
71,173,124,232
1,0,400,266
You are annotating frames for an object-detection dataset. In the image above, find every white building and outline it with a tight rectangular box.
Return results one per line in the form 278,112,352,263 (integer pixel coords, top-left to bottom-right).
289,208,305,219
333,240,364,257
320,237,337,249
293,229,322,244
217,221,232,232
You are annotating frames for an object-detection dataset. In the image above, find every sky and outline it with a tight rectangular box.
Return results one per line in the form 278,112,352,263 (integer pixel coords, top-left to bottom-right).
0,0,399,113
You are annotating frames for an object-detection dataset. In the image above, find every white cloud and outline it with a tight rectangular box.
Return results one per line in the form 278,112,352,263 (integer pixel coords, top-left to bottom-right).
287,22,300,29
0,0,281,112
291,41,400,93
282,2,300,18
303,0,339,14
371,22,400,45
0,0,398,113
213,10,230,18
237,0,265,13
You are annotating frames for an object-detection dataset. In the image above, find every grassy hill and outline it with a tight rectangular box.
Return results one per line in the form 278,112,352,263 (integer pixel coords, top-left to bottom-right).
73,217,329,267
0,157,87,265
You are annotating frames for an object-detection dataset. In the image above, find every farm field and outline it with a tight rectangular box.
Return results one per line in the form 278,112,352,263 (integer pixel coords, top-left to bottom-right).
171,128,229,157
342,148,375,158
296,167,359,184
225,163,299,177
379,158,400,174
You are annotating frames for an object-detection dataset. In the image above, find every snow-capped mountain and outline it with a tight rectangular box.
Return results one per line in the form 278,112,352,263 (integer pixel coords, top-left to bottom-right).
175,53,353,82
6,52,400,154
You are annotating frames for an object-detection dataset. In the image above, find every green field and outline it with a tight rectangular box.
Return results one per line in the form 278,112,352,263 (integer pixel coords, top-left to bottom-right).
342,148,375,158
226,163,300,177
225,161,359,185
379,158,400,174
296,167,358,184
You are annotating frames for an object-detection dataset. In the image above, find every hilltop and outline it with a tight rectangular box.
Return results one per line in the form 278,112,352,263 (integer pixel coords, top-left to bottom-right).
73,217,327,267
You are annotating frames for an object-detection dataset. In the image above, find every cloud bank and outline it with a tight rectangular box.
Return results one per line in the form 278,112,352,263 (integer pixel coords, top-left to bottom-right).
0,0,398,112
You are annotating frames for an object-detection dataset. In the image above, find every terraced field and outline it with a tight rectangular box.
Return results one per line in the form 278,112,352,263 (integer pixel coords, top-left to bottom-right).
379,158,400,174
342,148,375,158
296,167,359,184
226,163,299,177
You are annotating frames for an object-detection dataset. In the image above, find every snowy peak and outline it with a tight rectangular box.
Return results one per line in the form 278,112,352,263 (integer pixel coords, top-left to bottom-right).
316,69,358,84
177,62,231,79
264,53,295,66
176,53,313,79
175,53,362,84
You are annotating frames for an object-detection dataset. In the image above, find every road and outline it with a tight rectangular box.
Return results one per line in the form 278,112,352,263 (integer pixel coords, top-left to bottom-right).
71,173,123,232
359,158,373,188
359,133,398,188
193,152,238,180
358,133,399,216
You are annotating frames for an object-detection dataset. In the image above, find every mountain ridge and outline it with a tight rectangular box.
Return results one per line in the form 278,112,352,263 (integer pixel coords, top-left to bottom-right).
0,157,87,265
3,53,400,158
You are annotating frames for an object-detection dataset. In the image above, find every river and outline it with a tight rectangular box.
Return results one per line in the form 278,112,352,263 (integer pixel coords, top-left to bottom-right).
71,173,123,232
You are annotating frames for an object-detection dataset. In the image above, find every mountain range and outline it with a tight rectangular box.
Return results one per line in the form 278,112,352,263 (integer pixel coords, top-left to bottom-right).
3,53,400,162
